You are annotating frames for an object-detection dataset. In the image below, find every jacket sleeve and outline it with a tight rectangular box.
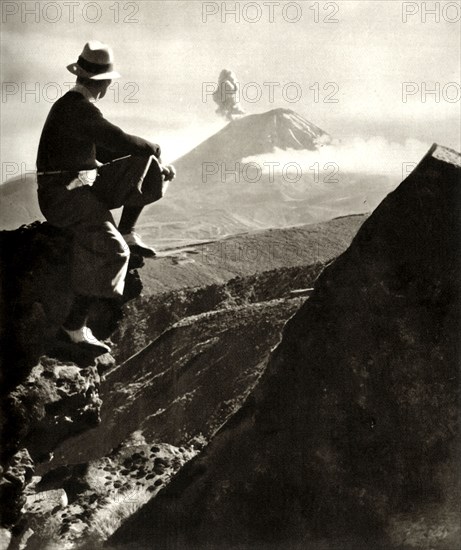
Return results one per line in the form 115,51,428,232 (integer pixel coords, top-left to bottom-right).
78,102,161,162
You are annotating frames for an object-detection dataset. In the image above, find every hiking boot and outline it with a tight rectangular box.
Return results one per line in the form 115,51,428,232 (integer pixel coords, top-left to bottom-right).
62,326,111,354
122,232,157,257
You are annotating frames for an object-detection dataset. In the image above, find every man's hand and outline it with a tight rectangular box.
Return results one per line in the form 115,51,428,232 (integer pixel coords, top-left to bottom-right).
161,164,176,182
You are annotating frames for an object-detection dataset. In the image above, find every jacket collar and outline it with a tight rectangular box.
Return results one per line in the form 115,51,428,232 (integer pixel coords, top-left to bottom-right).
70,84,97,103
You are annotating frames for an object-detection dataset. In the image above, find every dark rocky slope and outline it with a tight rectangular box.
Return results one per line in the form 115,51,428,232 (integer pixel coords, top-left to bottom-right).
1,213,366,547
0,223,143,534
110,144,461,550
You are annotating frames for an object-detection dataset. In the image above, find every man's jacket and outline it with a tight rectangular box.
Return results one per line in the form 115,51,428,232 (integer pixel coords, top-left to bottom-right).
36,91,161,174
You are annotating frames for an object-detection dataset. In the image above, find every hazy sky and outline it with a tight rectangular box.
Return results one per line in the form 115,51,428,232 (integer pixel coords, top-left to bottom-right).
1,0,460,180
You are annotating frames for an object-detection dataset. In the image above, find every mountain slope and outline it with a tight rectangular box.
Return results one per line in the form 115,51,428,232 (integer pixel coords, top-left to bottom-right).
0,175,43,230
138,110,397,246
110,144,461,550
173,108,330,171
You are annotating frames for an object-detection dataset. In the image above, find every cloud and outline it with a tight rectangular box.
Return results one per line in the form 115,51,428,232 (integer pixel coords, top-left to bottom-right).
242,136,430,180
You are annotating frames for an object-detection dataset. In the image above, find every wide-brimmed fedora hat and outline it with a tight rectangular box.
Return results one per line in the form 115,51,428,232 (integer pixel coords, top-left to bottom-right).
67,41,121,80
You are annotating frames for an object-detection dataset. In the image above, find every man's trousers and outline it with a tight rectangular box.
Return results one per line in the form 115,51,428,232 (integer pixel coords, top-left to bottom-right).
37,155,165,298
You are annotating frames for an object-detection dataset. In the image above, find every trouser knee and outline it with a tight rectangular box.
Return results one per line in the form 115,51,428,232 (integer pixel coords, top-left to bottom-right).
71,221,130,298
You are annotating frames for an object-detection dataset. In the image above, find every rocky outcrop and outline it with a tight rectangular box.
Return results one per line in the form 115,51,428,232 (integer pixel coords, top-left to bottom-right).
5,358,102,462
0,223,142,393
110,144,461,550
0,223,143,530
0,354,105,530
0,449,34,528
18,436,195,549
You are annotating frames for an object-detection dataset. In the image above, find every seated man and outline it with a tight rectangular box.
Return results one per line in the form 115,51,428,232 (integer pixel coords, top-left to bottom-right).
36,41,176,353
